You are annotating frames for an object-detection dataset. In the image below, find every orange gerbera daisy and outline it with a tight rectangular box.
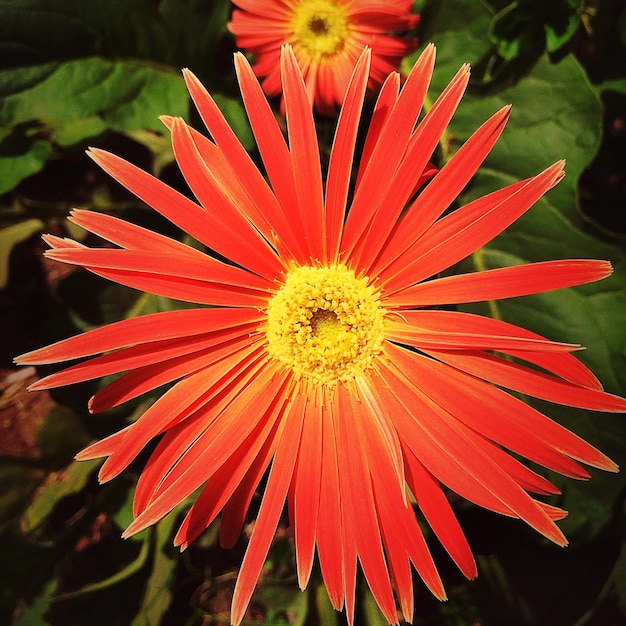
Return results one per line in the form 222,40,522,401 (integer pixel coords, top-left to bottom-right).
228,0,418,114
17,45,625,625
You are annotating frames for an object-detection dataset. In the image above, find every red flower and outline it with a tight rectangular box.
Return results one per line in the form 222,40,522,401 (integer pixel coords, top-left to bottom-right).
228,0,418,114
17,45,625,625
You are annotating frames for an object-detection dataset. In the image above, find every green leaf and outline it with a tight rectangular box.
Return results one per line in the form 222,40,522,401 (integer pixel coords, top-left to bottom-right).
0,128,52,194
0,218,43,287
360,586,388,626
309,583,339,626
0,58,189,133
21,459,100,535
52,117,108,147
11,577,57,626
58,534,151,600
35,405,92,464
417,0,493,76
256,583,308,625
488,0,583,60
130,514,179,626
0,460,44,526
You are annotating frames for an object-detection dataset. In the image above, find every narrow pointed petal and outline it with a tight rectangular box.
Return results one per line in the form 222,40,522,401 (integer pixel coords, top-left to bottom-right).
99,352,260,484
374,106,511,277
182,68,302,261
89,338,263,414
403,451,477,580
387,344,617,474
29,325,258,392
386,309,579,353
316,400,346,611
173,389,287,548
379,161,564,290
354,70,400,188
123,361,285,536
68,208,207,257
354,60,471,271
325,48,371,263
233,53,309,263
291,399,323,589
335,389,397,624
43,246,270,307
376,356,568,546
231,392,305,626
388,260,614,306
281,46,326,260
426,349,626,414
169,118,284,278
87,149,229,257
341,44,437,258
75,427,129,461
385,309,603,389
16,308,261,365
219,418,286,550
133,360,282,519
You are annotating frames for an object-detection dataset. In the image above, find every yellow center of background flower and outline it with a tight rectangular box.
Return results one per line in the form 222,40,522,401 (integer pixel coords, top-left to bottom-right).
266,265,385,385
290,0,349,58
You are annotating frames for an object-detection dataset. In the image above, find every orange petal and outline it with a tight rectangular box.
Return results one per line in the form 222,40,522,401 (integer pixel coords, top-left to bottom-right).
389,259,613,307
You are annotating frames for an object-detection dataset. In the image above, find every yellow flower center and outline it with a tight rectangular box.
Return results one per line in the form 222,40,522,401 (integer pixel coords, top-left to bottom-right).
266,265,386,385
290,0,349,58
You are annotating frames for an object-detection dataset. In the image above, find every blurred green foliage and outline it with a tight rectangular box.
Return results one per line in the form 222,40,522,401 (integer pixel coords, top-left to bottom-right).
1,0,625,624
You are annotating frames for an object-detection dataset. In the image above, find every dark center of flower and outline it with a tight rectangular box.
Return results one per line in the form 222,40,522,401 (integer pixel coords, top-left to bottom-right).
310,308,339,339
308,16,330,36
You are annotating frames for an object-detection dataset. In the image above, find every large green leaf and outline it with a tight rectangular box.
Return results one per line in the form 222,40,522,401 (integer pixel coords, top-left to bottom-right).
0,58,188,132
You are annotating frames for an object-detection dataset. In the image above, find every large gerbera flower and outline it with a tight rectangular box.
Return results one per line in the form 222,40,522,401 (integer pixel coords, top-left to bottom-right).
228,0,418,114
17,45,625,625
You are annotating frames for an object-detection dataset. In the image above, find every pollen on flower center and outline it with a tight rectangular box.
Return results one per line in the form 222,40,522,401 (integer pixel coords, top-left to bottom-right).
290,0,349,58
266,265,385,385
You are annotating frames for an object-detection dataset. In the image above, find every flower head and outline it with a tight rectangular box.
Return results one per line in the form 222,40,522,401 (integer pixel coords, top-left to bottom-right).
17,45,626,625
228,0,418,114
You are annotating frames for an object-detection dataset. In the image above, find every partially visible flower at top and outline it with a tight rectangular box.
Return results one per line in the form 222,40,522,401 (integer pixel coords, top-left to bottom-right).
228,0,418,114
16,45,626,625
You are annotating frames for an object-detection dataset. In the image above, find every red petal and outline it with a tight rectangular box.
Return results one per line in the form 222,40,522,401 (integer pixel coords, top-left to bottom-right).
290,400,323,589
425,348,626,414
231,389,305,626
389,260,614,307
341,44,437,259
174,394,286,548
403,451,477,580
386,310,579,353
325,48,371,263
16,307,261,365
387,344,615,474
376,356,568,546
183,68,303,262
280,46,326,260
380,161,564,290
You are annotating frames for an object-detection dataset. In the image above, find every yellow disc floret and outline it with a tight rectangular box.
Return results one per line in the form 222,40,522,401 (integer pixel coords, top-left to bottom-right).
266,265,386,385
290,0,349,58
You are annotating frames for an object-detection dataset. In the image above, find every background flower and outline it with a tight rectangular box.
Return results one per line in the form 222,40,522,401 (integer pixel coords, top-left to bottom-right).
228,0,418,114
